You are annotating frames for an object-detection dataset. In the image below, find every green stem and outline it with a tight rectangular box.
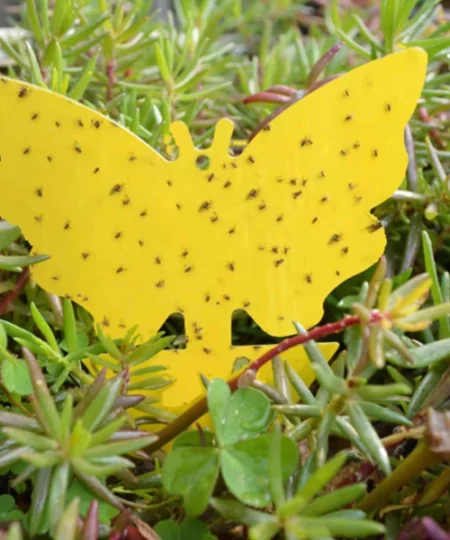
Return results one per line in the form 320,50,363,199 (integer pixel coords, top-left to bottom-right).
420,466,450,505
358,442,440,513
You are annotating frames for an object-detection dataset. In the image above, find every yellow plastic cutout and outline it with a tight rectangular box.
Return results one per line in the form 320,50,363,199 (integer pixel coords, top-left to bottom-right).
0,48,426,415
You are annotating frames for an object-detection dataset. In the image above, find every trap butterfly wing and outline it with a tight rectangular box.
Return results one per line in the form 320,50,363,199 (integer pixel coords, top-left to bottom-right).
0,47,426,413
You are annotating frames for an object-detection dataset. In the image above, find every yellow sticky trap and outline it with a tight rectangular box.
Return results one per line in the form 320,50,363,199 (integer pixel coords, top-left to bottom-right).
0,49,426,416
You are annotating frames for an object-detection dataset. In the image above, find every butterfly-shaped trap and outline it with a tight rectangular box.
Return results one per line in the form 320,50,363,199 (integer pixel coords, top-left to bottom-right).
0,48,426,414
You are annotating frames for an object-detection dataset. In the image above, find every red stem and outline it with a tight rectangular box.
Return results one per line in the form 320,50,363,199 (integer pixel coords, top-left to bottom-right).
418,106,446,150
243,92,292,105
264,85,298,97
0,267,30,316
306,41,344,89
145,313,382,454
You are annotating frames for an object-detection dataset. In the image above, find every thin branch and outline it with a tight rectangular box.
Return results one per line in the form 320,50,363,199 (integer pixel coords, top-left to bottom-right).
0,267,30,316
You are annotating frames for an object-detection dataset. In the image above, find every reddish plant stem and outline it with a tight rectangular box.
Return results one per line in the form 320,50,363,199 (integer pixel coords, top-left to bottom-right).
0,267,30,317
145,314,379,454
306,41,343,88
243,92,292,105
418,106,446,150
264,85,298,96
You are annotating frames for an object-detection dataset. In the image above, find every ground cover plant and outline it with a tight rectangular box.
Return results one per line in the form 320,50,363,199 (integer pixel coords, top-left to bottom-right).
0,0,449,538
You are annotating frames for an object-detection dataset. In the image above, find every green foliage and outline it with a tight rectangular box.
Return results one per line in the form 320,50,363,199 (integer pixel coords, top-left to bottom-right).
0,0,449,538
154,517,217,540
163,379,298,515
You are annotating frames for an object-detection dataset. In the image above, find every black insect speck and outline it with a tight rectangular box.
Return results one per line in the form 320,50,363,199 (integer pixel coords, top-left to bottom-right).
345,115,353,121
138,239,144,246
116,266,126,274
312,216,318,224
110,184,123,195
199,200,211,212
276,215,283,223
31,113,39,120
35,187,43,197
336,270,341,276
167,180,172,187
93,167,100,174
373,149,379,158
243,301,250,308
274,259,284,267
34,215,42,223
92,120,101,129
74,142,82,153
64,221,70,230
271,246,279,254
102,317,110,327
210,214,218,223
320,196,328,203
82,252,90,260
52,275,59,281
23,147,31,155
367,222,382,233
156,280,165,288
182,249,189,257
205,293,211,302
340,149,347,156
227,262,235,271
184,265,193,273
77,119,84,127
18,87,28,98
47,155,53,162
247,155,255,164
329,233,342,244
203,348,212,354
228,227,236,235
305,274,312,284
140,209,147,217
114,231,122,239
129,154,137,162
386,103,392,112
258,202,266,210
55,121,61,128
348,183,355,190
344,89,350,97
341,247,349,255
293,191,303,199
300,137,313,147
122,196,130,206
353,142,360,149
207,173,215,182
246,188,259,200
224,180,232,188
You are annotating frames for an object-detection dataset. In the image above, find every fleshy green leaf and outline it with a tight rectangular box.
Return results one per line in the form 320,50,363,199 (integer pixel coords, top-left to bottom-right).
1,358,33,395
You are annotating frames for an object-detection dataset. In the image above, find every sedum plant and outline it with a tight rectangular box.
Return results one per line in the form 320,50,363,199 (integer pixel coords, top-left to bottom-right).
0,0,448,538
